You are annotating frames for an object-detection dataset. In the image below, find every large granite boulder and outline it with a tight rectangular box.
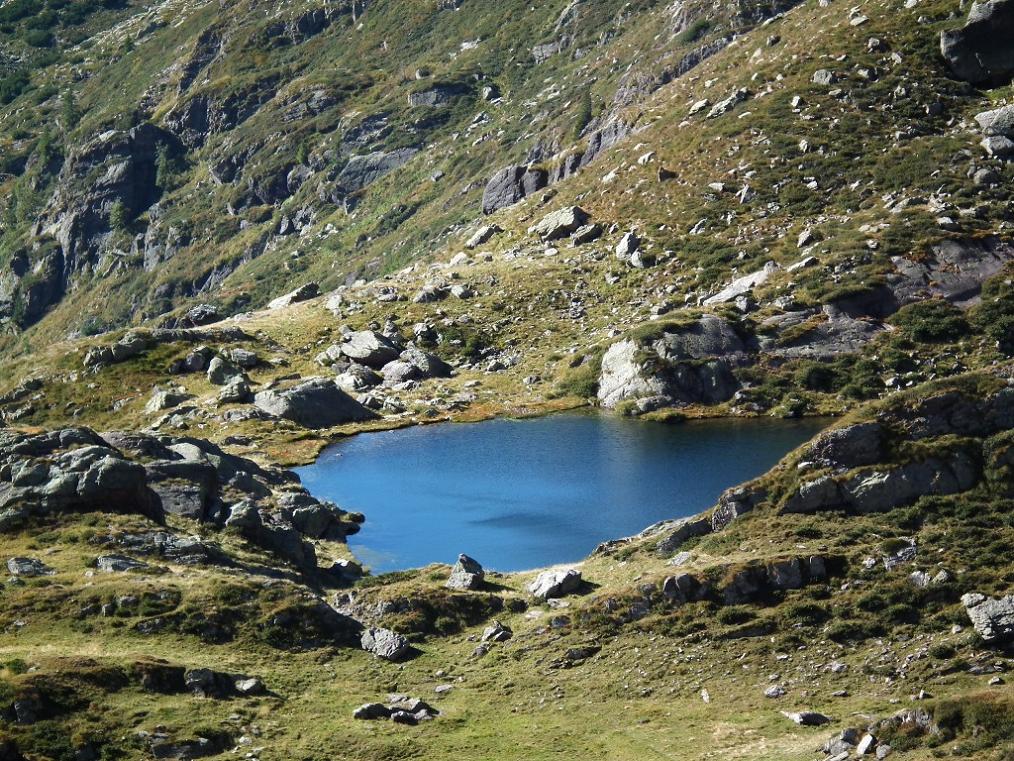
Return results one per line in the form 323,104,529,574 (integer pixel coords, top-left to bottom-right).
528,568,582,599
253,378,376,428
941,0,1014,86
528,207,589,240
597,315,748,408
340,331,402,369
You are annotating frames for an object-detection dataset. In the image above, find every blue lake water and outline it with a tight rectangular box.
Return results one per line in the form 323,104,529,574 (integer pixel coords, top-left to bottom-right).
296,413,825,573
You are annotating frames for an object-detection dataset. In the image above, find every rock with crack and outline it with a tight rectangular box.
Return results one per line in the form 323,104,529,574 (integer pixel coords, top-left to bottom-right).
447,553,485,590
962,592,1014,644
528,568,582,599
361,627,411,661
253,378,377,428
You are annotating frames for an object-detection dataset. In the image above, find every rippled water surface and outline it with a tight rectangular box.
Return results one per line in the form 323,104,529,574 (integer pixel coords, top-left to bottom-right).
296,413,825,572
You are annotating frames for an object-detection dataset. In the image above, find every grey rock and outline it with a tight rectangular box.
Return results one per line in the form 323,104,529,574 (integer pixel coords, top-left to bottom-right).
811,69,837,85
233,677,264,696
572,223,603,244
481,620,513,642
615,231,640,259
334,148,418,195
598,316,747,408
704,262,779,305
267,283,319,310
253,378,376,428
361,627,411,661
466,224,501,249
6,557,53,577
341,331,401,369
656,517,712,555
206,356,242,386
806,423,886,469
145,388,192,414
888,236,1013,308
941,0,1014,85
228,348,258,368
707,88,751,117
962,592,1014,644
528,568,582,598
447,553,485,590
781,710,831,726
353,703,391,720
975,105,1014,136
95,554,149,573
529,207,589,240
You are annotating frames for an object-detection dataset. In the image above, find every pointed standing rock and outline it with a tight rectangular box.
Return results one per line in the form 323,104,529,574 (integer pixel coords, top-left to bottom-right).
447,553,485,590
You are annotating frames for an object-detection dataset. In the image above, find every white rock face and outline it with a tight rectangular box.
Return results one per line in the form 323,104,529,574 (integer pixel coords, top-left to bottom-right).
703,261,780,305
527,568,582,599
596,339,666,408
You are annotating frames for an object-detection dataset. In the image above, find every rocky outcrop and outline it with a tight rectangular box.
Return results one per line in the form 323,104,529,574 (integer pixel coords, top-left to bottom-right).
266,282,319,309
941,0,1014,86
888,237,1013,308
782,451,979,515
253,378,377,428
804,423,886,469
331,148,419,196
598,315,749,409
407,83,469,107
759,306,886,361
482,165,548,214
0,427,360,573
480,119,632,214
